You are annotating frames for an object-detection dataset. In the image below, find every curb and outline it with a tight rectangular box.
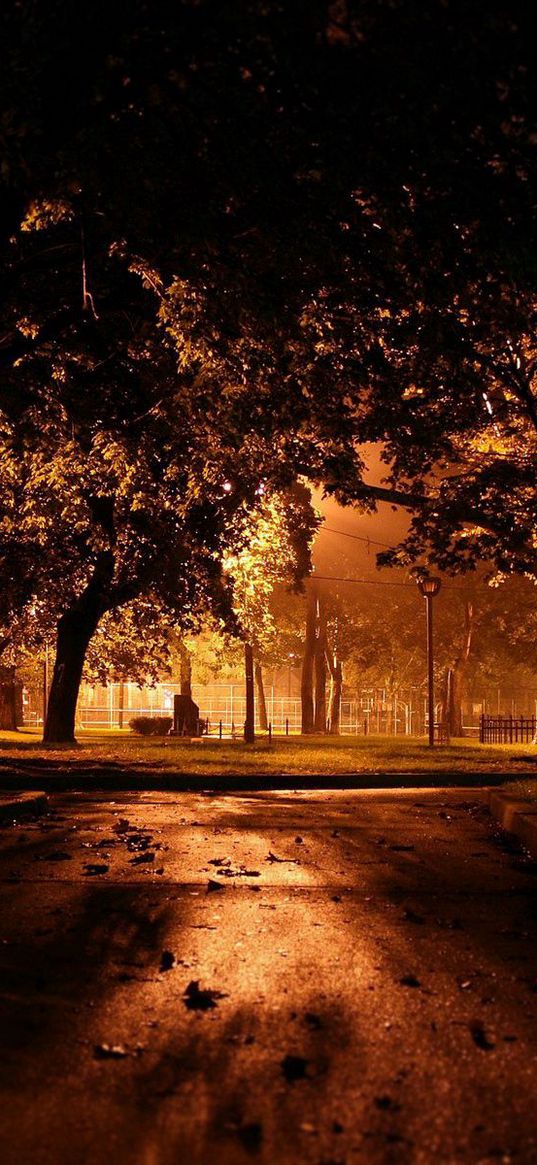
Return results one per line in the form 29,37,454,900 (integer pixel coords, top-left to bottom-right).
487,789,537,857
0,769,513,793
0,791,48,821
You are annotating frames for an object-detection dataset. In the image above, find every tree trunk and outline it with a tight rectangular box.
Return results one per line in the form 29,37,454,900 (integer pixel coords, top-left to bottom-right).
178,641,193,698
244,643,255,743
442,601,474,737
118,680,125,729
314,596,327,733
43,609,101,743
44,553,114,743
327,653,343,735
301,583,316,734
255,662,269,731
0,665,18,731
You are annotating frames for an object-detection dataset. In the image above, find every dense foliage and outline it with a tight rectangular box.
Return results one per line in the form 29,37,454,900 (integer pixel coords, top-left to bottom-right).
1,2,536,737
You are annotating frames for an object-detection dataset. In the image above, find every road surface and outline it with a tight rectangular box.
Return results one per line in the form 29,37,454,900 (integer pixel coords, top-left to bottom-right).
1,788,537,1164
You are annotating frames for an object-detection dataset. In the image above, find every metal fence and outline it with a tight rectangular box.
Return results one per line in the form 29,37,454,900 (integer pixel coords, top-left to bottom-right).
479,714,536,744
23,681,429,735
22,678,499,737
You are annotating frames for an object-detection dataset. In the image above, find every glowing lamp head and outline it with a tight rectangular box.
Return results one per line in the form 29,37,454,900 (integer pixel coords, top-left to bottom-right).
417,577,441,598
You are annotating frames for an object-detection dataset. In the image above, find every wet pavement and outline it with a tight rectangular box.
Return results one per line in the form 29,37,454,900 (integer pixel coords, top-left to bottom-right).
1,788,537,1165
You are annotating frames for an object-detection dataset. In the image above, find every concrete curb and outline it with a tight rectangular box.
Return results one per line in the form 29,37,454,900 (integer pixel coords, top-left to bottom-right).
0,769,515,793
0,791,48,821
487,789,537,856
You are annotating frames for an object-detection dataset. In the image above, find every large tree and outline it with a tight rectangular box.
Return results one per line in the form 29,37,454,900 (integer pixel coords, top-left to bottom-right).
2,0,537,744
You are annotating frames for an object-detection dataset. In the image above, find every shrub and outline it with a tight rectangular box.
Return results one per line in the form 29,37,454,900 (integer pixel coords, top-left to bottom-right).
128,716,173,736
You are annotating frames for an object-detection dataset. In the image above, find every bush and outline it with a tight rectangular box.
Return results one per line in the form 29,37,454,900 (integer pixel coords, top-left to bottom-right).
128,716,173,736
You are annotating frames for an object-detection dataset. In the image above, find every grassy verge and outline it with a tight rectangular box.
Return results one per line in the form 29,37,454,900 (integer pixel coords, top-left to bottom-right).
1,728,537,782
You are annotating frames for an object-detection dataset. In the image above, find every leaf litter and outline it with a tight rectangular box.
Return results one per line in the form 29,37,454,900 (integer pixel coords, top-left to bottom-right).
183,980,228,1010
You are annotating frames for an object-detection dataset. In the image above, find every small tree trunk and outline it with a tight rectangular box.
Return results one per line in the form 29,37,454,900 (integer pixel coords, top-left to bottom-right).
327,654,343,735
118,680,125,729
0,665,18,731
255,662,269,731
442,601,474,737
314,597,327,733
244,643,255,743
301,584,316,734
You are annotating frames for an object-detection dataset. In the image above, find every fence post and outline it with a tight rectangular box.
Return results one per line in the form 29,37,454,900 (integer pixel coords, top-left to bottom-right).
480,713,484,744
268,722,272,744
219,720,223,740
285,717,289,736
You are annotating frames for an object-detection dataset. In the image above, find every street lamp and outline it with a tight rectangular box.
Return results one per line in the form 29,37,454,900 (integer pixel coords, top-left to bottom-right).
417,577,441,747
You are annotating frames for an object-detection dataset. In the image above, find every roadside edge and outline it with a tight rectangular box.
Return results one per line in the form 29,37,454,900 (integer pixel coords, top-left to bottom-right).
0,791,49,821
488,789,537,857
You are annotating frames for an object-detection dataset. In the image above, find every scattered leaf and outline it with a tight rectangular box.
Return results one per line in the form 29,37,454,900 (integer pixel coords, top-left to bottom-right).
183,980,227,1010
84,863,109,876
304,1012,322,1029
403,908,425,924
470,1022,495,1051
237,1123,263,1153
39,851,72,862
374,1095,400,1112
399,975,421,988
281,1054,308,1082
159,950,175,973
93,1043,128,1059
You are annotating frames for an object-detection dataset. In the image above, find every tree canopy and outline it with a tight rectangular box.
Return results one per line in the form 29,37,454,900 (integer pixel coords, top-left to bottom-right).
1,1,537,738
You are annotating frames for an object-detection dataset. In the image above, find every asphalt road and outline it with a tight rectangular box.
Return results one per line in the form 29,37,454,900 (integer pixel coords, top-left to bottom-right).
1,788,537,1165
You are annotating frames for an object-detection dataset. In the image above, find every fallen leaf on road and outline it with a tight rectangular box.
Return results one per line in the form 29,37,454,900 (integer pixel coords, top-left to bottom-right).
207,879,224,893
399,975,421,988
183,980,227,1010
470,1022,495,1051
237,1123,263,1153
280,1054,308,1082
93,1044,128,1059
265,852,297,864
294,837,304,844
208,858,231,867
38,851,73,862
390,844,415,853
159,950,175,972
129,852,155,864
83,863,109,876
374,1095,400,1112
403,909,425,925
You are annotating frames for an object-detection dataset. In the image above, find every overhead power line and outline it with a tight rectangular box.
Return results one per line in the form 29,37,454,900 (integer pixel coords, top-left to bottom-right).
313,574,461,591
321,525,395,550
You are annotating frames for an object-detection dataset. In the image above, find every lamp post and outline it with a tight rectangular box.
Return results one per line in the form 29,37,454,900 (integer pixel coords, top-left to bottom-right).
417,577,441,747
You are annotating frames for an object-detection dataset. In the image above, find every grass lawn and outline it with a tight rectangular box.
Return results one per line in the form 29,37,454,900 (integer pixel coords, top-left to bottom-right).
1,729,537,789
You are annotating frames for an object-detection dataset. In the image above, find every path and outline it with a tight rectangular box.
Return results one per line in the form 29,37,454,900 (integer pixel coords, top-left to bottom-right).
1,788,537,1164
